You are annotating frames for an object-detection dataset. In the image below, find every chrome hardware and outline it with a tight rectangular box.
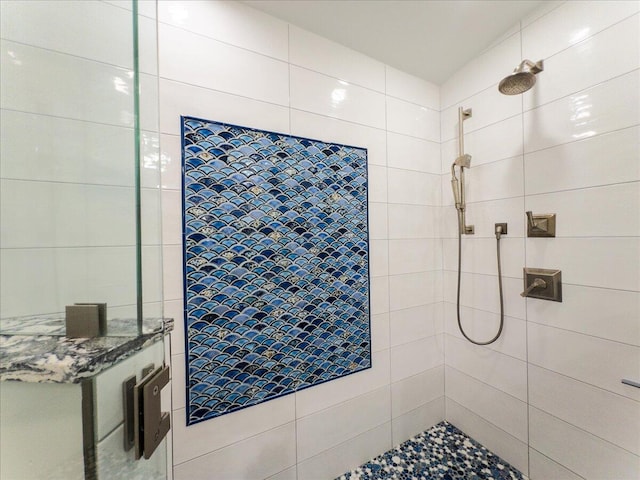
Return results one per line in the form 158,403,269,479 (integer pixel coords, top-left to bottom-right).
622,379,640,389
522,268,562,302
495,223,507,239
123,365,171,460
451,107,474,235
526,211,556,237
65,305,101,338
520,278,547,297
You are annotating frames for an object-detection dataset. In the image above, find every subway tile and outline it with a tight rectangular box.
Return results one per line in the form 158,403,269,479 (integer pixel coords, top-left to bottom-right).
463,156,524,204
529,448,584,480
371,313,390,353
523,69,639,153
162,244,183,301
159,78,289,136
290,25,385,92
391,365,444,418
390,335,443,383
441,32,521,110
524,126,640,195
446,366,527,442
445,398,529,475
370,276,389,315
522,1,640,62
385,66,439,110
159,134,182,190
441,86,521,142
141,188,162,246
0,0,133,68
141,245,164,304
171,353,186,410
0,110,134,186
523,13,640,110
445,334,527,402
158,0,288,60
387,132,440,174
444,303,527,361
161,189,181,246
529,406,640,479
443,271,526,320
297,422,392,480
388,238,441,275
172,395,295,465
1,40,134,127
441,197,526,239
266,466,297,480
525,183,640,237
526,237,640,291
0,180,136,248
165,299,186,355
368,165,388,203
389,271,441,311
368,202,388,240
388,204,439,239
369,239,389,278
390,303,443,347
295,350,390,418
386,96,439,142
529,365,640,455
391,397,445,446
173,422,296,480
527,323,640,402
159,23,288,106
520,0,565,29
526,284,640,347
1,246,137,318
290,109,386,166
290,66,386,129
296,386,390,461
387,169,440,206
441,115,523,172
442,236,524,279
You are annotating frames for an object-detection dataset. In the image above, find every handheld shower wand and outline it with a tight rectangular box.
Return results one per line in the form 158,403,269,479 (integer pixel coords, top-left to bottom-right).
451,106,505,346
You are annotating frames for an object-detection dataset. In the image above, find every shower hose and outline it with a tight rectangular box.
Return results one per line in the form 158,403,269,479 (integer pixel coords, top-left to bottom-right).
455,210,504,345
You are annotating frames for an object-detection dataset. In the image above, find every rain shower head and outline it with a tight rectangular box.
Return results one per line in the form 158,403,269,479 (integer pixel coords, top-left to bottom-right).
498,59,544,95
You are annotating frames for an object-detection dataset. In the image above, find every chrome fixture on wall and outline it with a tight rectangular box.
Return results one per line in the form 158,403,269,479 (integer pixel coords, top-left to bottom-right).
451,106,506,346
526,211,556,237
521,268,562,302
498,59,544,95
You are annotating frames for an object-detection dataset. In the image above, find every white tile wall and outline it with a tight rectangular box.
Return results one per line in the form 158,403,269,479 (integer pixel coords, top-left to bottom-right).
157,2,444,478
441,2,640,478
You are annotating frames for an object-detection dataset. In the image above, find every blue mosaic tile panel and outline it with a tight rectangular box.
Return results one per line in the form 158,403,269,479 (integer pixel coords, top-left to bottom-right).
338,422,524,480
182,117,371,425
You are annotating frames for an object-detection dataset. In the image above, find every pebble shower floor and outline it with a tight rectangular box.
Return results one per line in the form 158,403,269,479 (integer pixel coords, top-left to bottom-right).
337,422,524,480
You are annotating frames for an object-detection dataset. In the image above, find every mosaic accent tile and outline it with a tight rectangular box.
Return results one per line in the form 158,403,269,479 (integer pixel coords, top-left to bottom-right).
338,422,524,480
182,117,371,425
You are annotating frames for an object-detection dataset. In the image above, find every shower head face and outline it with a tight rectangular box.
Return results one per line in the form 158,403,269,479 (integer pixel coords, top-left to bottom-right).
498,71,537,95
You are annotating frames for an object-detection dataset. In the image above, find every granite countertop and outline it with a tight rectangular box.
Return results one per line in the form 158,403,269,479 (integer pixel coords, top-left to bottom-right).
0,316,174,384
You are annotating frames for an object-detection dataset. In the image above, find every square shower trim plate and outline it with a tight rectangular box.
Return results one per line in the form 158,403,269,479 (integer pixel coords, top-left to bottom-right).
181,116,372,425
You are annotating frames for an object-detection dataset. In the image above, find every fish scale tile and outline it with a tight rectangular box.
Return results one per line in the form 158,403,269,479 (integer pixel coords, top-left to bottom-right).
182,117,371,425
338,422,524,480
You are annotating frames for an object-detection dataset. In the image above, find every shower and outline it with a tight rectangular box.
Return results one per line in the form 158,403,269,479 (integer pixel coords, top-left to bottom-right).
498,59,544,95
452,60,543,345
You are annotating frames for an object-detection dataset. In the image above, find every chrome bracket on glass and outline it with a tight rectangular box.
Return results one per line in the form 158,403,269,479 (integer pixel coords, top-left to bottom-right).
526,211,556,237
521,268,562,302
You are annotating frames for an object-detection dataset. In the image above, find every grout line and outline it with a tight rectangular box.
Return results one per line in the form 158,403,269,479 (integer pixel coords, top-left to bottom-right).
0,107,135,130
383,67,395,450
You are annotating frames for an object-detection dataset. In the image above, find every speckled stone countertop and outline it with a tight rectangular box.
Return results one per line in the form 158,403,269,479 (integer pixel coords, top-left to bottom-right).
0,316,173,384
